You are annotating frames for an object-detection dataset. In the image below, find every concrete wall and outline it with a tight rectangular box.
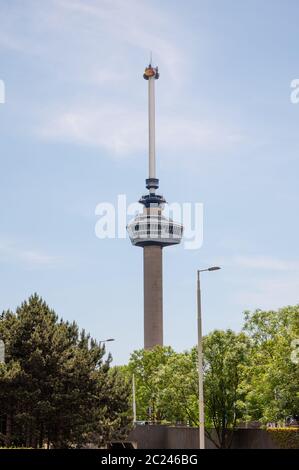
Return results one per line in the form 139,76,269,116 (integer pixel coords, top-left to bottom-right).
231,429,279,449
128,425,279,449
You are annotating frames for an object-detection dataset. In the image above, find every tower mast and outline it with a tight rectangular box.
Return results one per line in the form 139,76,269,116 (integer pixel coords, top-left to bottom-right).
143,63,160,199
148,65,156,184
127,62,183,350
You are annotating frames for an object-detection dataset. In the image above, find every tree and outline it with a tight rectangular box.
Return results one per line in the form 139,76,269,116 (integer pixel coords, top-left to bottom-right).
127,346,175,421
123,306,299,448
242,306,299,425
0,294,131,448
126,333,250,448
154,349,198,426
203,330,250,448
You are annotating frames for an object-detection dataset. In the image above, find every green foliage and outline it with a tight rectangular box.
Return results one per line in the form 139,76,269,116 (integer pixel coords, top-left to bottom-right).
125,331,250,448
203,330,250,448
123,307,299,449
154,349,198,425
127,346,177,422
1,297,298,449
0,294,131,448
124,346,199,424
267,428,299,449
242,306,299,424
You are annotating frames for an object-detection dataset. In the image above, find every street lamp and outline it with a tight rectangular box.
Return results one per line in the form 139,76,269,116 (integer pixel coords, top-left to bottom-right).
99,338,115,347
197,266,221,449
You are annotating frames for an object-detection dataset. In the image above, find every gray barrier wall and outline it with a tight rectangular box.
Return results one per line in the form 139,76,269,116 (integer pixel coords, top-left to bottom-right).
128,425,279,449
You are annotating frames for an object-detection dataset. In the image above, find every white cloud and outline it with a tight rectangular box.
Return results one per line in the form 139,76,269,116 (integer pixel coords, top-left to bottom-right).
0,0,246,159
39,107,146,157
0,0,185,86
89,68,127,85
0,31,26,52
234,255,299,271
0,241,60,268
234,278,299,311
55,0,185,85
39,105,244,158
215,254,299,311
19,250,58,266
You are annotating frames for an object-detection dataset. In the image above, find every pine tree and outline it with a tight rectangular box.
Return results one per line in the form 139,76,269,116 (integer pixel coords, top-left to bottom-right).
0,294,131,448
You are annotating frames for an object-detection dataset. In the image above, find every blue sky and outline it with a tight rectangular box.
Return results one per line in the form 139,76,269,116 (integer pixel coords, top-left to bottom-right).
0,0,298,364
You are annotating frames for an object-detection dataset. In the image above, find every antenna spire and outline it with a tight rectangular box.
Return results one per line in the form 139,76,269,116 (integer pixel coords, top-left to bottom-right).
143,61,160,194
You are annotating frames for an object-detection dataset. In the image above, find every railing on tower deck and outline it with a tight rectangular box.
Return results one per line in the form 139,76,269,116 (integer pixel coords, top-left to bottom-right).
127,214,183,245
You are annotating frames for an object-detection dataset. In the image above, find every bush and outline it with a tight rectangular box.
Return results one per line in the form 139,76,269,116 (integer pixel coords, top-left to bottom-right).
267,428,299,449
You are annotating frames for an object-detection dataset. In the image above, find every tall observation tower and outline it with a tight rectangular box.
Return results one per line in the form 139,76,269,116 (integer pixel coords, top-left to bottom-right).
127,63,183,349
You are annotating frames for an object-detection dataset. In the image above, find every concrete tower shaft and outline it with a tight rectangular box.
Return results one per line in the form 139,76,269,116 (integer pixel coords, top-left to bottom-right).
143,245,163,349
127,63,183,350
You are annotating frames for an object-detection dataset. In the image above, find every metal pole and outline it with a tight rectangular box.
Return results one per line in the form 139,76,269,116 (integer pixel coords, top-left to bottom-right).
148,76,156,183
197,271,205,449
132,374,137,424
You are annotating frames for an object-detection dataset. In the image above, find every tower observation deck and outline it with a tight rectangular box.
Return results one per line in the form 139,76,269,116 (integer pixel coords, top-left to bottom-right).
127,63,183,349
